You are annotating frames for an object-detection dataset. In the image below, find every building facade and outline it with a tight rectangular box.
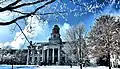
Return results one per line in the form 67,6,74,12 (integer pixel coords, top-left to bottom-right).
26,25,66,65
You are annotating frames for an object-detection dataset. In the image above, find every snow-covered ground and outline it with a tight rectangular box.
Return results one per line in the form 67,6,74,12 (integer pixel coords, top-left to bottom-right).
0,65,119,69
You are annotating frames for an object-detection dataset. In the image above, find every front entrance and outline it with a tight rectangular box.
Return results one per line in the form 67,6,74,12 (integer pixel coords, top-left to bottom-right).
44,48,59,65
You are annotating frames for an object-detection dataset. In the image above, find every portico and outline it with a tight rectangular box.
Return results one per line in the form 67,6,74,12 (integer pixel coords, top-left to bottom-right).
26,44,61,65
43,46,60,64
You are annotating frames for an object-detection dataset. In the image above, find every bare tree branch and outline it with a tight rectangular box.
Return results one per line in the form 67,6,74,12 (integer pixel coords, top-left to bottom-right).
0,0,55,25
9,0,46,11
15,22,30,44
11,9,66,15
0,0,46,12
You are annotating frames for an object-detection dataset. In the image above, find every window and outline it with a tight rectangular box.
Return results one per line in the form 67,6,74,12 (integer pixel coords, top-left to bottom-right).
40,57,42,61
53,34,56,38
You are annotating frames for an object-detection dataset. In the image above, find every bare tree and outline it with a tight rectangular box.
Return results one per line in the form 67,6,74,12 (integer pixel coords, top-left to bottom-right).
87,15,120,69
63,23,88,69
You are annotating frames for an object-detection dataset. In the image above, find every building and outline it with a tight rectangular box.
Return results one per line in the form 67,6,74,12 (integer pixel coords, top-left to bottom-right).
26,25,66,65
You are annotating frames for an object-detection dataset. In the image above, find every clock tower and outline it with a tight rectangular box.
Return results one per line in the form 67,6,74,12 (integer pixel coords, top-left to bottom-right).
49,25,62,44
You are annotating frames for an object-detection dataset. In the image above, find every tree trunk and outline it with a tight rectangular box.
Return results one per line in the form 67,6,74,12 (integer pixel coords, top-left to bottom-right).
79,32,82,69
108,51,111,69
80,47,82,69
80,63,82,69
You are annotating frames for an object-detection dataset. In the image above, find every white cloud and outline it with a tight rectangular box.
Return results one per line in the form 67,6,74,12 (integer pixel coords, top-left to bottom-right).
61,23,70,30
0,15,49,49
27,16,50,42
60,23,71,41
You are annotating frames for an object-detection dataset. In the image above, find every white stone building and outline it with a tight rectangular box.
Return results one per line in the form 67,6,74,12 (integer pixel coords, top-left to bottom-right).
26,25,66,65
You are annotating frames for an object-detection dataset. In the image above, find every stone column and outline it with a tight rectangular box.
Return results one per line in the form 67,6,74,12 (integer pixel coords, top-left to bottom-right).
42,49,44,62
47,49,49,63
32,47,35,65
58,48,60,64
37,50,40,65
52,48,54,63
26,47,30,65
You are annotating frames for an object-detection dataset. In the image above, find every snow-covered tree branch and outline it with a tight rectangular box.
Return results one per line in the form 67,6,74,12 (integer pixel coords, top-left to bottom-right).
63,23,89,67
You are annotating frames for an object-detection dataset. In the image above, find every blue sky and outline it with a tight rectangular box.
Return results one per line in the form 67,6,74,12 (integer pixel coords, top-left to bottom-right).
0,0,120,49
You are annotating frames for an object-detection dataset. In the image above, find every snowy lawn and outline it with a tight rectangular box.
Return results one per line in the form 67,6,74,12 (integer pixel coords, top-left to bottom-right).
0,65,119,69
36,66,119,69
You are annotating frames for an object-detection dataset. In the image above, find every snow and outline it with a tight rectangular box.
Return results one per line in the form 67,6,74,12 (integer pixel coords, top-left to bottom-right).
36,66,119,69
0,65,119,69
